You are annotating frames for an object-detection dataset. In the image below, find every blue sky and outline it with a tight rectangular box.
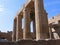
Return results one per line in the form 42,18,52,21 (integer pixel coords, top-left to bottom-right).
0,0,60,32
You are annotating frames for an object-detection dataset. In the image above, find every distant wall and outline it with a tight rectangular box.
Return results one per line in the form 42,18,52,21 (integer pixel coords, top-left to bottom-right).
0,31,12,41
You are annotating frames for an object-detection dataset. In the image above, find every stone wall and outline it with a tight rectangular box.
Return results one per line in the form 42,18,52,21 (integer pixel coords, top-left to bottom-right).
0,31,12,41
0,42,15,45
0,39,60,45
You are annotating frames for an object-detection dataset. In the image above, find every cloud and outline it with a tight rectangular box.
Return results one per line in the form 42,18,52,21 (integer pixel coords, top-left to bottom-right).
0,5,3,7
0,8,3,12
0,5,4,13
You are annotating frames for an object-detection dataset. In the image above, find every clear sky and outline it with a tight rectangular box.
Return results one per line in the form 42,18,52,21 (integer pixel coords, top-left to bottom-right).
0,0,60,32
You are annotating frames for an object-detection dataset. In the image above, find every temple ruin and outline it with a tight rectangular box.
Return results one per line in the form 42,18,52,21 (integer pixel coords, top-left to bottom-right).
49,14,60,39
0,0,60,45
12,0,49,41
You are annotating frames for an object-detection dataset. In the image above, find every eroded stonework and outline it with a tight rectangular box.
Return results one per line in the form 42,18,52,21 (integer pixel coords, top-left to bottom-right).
12,0,49,41
0,0,60,45
0,31,12,41
49,14,60,39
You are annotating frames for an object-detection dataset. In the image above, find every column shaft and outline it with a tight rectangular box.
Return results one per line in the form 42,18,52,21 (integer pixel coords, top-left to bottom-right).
23,8,31,39
35,0,49,40
16,15,22,41
12,19,17,41
33,20,36,39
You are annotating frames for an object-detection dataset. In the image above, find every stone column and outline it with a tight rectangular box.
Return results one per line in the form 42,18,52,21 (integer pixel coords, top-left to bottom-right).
33,19,36,39
16,15,23,41
35,0,49,40
49,26,52,39
52,28,60,39
49,24,54,39
23,8,31,39
12,18,17,41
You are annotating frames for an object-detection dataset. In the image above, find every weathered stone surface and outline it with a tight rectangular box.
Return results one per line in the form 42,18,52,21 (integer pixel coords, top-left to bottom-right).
47,39,56,45
23,8,31,39
35,0,49,40
0,42,15,45
12,18,17,41
38,40,47,45
0,32,12,41
0,39,60,45
16,15,23,41
55,39,60,45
